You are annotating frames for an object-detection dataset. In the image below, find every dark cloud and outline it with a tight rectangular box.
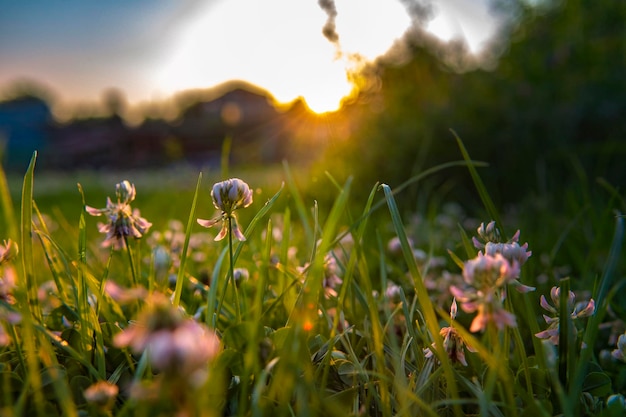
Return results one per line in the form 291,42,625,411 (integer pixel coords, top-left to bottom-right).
398,0,434,25
318,0,339,43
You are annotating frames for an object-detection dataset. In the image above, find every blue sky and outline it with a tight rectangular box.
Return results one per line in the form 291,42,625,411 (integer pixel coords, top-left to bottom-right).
0,0,499,114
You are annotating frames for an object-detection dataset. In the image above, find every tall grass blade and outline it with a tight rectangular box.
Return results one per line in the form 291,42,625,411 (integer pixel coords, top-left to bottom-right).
173,172,202,307
283,160,314,250
569,213,624,411
451,130,504,235
297,178,351,332
0,155,17,240
20,151,41,320
380,183,462,417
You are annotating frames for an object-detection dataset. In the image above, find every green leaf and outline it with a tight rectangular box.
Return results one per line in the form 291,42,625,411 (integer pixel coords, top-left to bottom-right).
583,372,612,397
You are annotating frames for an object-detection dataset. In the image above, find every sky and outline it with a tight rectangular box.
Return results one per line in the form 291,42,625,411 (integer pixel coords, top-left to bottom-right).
0,0,500,115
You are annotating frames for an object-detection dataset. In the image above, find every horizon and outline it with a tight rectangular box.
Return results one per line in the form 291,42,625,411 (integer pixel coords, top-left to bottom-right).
0,0,500,118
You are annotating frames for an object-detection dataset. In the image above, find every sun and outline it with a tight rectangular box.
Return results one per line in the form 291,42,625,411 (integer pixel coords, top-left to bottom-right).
151,0,411,114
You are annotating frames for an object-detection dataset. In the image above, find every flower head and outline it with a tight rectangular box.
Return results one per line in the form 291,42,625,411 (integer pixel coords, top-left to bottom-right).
472,221,501,247
535,286,595,345
612,333,626,362
86,180,152,249
450,253,522,332
197,178,252,241
84,381,119,410
0,239,18,301
0,239,18,265
114,294,220,381
424,299,477,366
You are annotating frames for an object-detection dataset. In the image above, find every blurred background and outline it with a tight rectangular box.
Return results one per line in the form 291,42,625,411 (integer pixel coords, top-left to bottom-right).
1,0,624,208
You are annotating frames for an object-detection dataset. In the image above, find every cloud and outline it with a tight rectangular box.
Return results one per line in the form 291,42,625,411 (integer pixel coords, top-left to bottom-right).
318,0,339,43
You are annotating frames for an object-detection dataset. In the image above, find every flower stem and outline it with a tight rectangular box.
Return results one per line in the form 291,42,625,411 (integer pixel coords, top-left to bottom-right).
124,236,137,287
228,215,241,322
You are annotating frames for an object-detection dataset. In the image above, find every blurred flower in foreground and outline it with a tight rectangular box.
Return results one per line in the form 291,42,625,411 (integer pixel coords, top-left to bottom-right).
197,178,252,241
450,253,529,332
0,239,18,299
114,294,220,384
84,380,119,411
424,299,476,366
0,239,20,346
535,286,595,345
86,180,152,250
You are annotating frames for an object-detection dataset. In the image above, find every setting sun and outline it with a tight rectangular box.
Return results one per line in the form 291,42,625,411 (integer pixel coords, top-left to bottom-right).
154,0,411,114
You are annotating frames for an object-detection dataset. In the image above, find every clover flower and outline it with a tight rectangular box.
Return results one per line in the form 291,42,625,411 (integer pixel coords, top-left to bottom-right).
424,299,477,366
0,239,17,266
84,381,119,410
86,180,152,250
472,220,501,247
114,294,220,382
0,239,18,301
450,253,523,332
0,239,20,346
612,333,626,362
535,286,595,345
473,222,533,267
197,178,253,241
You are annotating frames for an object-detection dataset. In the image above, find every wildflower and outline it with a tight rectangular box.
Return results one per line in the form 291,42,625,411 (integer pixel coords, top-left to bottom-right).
385,281,403,304
450,253,523,332
233,267,249,286
84,381,119,410
483,231,532,269
322,253,343,298
473,222,532,267
612,333,626,362
472,220,501,247
104,280,148,304
535,286,595,345
114,294,220,383
0,239,18,266
0,240,18,302
424,299,476,366
197,178,253,241
86,180,152,249
297,252,343,299
0,239,20,346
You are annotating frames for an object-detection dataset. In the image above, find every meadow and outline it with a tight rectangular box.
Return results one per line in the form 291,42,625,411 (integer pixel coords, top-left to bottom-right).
0,137,625,417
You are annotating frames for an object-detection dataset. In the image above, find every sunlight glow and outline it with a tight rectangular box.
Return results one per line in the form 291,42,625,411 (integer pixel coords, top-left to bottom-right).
154,0,412,114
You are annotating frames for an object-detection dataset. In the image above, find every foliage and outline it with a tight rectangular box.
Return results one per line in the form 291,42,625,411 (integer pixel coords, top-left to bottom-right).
324,0,626,207
0,147,624,417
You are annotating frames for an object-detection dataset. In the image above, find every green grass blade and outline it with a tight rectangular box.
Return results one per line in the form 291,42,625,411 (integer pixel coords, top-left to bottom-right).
20,151,41,321
0,156,17,240
296,177,351,332
283,160,314,250
380,183,462,417
569,213,624,410
173,172,202,308
451,130,504,236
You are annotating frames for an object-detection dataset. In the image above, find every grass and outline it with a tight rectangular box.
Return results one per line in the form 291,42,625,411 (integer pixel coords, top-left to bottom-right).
0,145,625,417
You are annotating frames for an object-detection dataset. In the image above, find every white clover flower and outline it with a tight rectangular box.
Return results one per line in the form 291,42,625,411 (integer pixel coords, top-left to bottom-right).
612,333,626,362
197,178,253,241
424,299,477,366
450,253,521,332
535,286,595,345
86,180,152,250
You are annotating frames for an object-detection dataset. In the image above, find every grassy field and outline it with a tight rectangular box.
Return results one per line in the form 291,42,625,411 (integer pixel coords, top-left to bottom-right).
0,146,625,417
